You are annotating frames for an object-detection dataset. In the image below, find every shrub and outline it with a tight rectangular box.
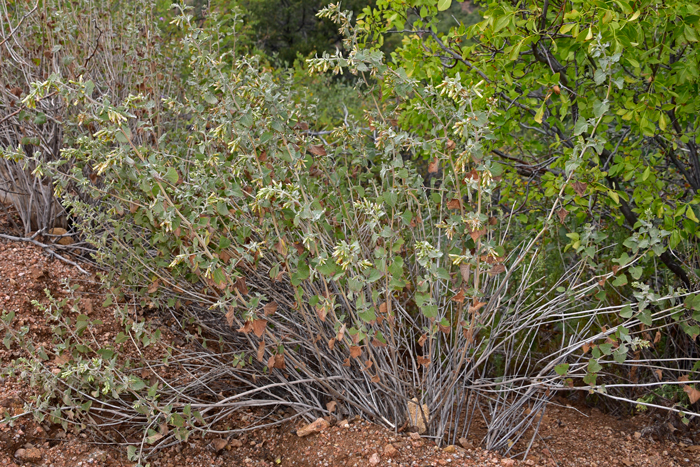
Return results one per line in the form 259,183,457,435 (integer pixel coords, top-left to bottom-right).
5,2,699,464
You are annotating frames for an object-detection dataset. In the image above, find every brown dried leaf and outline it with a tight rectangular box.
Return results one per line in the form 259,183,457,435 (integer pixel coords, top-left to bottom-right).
418,334,428,347
371,338,387,348
219,250,233,264
256,340,265,362
582,342,591,354
308,144,327,156
336,324,346,341
326,401,337,413
252,319,267,338
294,122,309,131
293,242,305,254
464,169,479,181
452,289,465,304
654,331,662,344
328,338,336,350
129,202,139,214
267,355,276,370
275,239,287,255
54,352,71,366
459,264,470,282
274,354,285,369
238,321,253,334
557,208,568,224
364,360,373,370
315,305,327,322
349,346,362,359
683,385,700,404
679,375,690,382
446,139,456,151
379,301,388,314
148,279,160,294
489,217,498,226
342,358,351,367
371,374,380,383
428,157,439,174
468,301,486,314
572,181,588,197
81,299,93,315
654,369,663,379
225,307,235,327
446,198,462,210
263,301,278,316
417,355,431,367
488,264,506,276
234,277,249,295
469,228,486,242
438,322,451,334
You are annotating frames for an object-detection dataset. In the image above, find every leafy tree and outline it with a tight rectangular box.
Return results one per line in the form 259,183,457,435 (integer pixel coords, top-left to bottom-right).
359,0,700,290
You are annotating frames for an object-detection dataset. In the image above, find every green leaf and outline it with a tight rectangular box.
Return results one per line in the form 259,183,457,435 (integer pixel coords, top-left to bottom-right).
613,348,627,364
612,273,628,287
493,14,511,33
366,268,383,283
598,343,614,355
619,305,633,318
212,267,227,285
170,413,185,428
583,372,597,386
203,93,218,105
165,167,179,184
33,112,47,125
437,0,452,12
573,118,588,136
115,332,128,344
534,104,545,124
554,363,570,375
588,359,603,373
638,310,652,326
359,308,376,323
629,266,643,280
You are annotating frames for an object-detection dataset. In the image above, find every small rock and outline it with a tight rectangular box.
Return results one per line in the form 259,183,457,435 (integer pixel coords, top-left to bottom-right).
15,447,42,462
211,438,228,452
296,417,330,437
409,432,421,440
384,444,398,458
338,419,350,428
444,445,456,453
634,431,642,439
501,459,515,467
458,437,470,449
369,453,381,465
228,439,243,447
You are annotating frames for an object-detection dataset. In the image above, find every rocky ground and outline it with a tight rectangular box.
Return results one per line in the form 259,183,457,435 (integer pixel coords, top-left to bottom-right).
0,204,699,467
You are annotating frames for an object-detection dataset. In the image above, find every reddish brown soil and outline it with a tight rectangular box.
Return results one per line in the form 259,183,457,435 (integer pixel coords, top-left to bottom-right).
0,205,699,467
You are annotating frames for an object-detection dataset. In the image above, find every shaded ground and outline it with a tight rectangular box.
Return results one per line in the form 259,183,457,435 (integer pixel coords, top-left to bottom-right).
0,204,698,467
